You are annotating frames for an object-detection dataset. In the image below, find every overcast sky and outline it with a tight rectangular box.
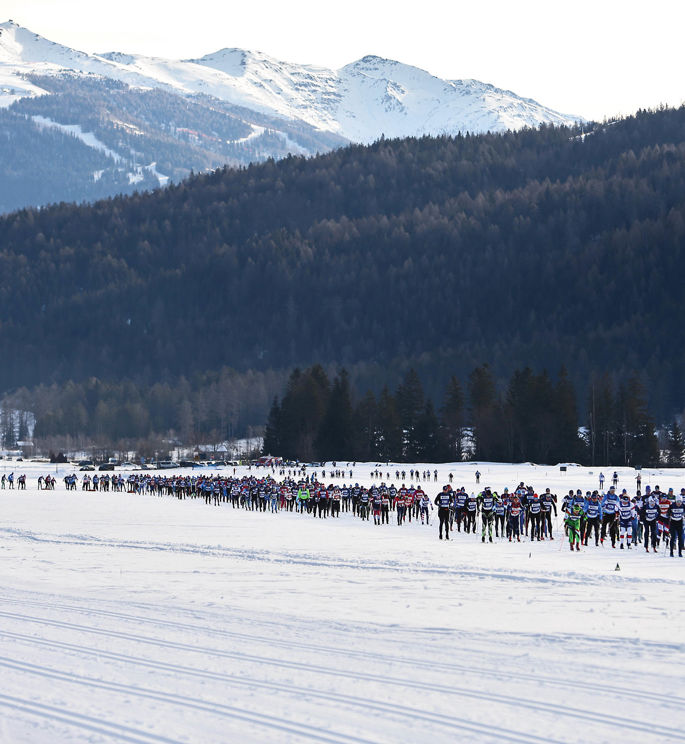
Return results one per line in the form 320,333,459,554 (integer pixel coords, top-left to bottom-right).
4,0,683,121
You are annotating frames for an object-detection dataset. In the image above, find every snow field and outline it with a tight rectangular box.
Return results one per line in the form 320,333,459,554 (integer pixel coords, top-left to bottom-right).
0,461,683,743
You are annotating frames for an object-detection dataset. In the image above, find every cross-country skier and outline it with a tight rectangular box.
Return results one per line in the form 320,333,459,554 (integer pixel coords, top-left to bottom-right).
540,488,557,539
372,488,382,525
565,504,583,551
507,494,522,541
464,492,478,534
455,488,467,532
657,488,672,549
435,485,452,540
642,494,659,552
297,484,310,514
494,492,506,537
420,491,433,524
668,494,684,557
618,491,635,549
601,486,620,548
477,487,498,542
583,491,602,546
527,490,542,541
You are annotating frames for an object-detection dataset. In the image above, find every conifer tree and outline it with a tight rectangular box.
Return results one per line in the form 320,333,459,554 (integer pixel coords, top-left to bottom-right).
439,376,465,462
0,406,15,448
587,374,615,466
262,397,281,455
468,364,500,460
414,401,440,462
315,369,354,461
377,386,402,462
278,366,330,461
396,369,425,460
618,375,659,467
352,391,379,462
553,367,583,463
666,420,685,466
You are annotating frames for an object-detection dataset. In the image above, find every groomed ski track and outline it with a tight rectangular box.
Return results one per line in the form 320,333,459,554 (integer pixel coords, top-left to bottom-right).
0,461,683,743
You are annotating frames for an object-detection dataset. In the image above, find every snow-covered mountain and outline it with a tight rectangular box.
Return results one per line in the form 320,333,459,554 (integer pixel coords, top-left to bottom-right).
186,49,582,142
0,19,583,212
0,20,581,140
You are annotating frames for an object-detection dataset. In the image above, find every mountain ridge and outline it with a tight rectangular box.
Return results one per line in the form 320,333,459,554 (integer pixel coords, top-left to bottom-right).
0,19,583,213
0,19,582,140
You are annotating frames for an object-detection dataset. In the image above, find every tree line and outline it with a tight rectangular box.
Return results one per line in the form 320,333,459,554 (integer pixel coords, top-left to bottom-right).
0,368,284,456
263,364,681,467
2,361,682,467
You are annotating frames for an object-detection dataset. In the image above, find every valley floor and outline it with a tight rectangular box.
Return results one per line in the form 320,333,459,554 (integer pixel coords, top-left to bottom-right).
0,461,683,743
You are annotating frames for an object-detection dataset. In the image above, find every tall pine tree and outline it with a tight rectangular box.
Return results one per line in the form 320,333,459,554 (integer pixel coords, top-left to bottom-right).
468,364,502,460
352,391,379,462
666,420,685,466
439,376,465,462
414,401,440,462
377,386,402,462
618,375,659,467
552,366,583,463
395,369,425,460
262,397,281,455
315,369,354,461
587,373,615,466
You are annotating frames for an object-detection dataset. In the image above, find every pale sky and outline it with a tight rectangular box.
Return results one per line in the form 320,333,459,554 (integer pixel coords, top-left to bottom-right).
3,0,684,121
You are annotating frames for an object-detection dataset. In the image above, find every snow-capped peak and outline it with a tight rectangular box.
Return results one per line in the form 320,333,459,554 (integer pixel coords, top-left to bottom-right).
0,20,583,142
343,55,403,73
0,20,91,67
185,48,249,76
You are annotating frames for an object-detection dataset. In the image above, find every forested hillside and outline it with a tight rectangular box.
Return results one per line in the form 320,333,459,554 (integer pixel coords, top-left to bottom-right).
0,74,347,214
1,106,685,445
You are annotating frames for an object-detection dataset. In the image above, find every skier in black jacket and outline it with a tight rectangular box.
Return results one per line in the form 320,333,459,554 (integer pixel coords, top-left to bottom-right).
435,485,453,540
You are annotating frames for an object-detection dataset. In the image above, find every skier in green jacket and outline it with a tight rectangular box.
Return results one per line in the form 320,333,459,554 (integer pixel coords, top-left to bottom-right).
565,504,582,552
297,485,310,514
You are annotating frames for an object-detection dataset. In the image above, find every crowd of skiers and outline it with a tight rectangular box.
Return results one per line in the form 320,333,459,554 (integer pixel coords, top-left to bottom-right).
0,473,26,489
432,482,684,556
7,469,684,557
558,484,684,556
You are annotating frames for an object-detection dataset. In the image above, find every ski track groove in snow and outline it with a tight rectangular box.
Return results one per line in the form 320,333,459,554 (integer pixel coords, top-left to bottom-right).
5,593,682,706
0,630,682,741
0,660,379,744
0,692,185,744
0,653,568,744
0,606,683,741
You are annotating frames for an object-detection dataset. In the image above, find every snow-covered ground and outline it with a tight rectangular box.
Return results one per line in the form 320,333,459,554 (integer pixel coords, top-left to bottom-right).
0,460,683,743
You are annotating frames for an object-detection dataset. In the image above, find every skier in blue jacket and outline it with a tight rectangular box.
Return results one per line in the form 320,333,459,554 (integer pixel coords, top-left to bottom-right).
583,491,603,546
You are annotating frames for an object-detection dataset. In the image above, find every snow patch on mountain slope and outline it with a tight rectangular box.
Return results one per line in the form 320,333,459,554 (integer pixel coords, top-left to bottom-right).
31,115,123,161
31,114,169,186
144,162,169,187
228,123,266,145
0,73,45,106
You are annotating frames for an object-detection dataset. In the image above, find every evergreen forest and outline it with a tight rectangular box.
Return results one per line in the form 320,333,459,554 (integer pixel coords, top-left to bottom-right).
1,106,685,460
